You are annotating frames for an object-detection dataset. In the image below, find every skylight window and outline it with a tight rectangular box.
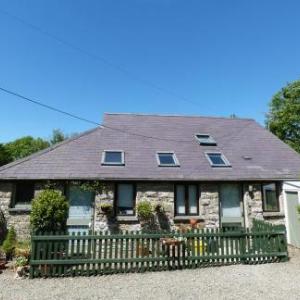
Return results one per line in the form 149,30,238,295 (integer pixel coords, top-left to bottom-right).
195,134,217,146
102,150,125,165
157,152,179,167
206,152,231,167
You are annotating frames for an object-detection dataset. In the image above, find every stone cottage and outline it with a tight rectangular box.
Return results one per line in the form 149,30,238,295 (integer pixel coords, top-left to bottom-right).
1,113,300,241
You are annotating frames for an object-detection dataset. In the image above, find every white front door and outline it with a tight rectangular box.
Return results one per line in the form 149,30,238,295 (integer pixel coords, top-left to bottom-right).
67,186,94,234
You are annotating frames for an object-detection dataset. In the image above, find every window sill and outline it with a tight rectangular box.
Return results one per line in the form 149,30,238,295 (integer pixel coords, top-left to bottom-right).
9,206,32,213
116,215,138,222
263,212,284,217
174,216,203,222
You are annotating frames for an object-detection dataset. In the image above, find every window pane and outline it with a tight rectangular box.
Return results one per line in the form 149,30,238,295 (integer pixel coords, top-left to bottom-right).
220,184,241,217
188,185,198,214
208,153,226,165
176,185,185,215
158,153,176,165
263,183,278,211
15,182,34,204
117,184,134,215
196,134,216,145
104,151,122,164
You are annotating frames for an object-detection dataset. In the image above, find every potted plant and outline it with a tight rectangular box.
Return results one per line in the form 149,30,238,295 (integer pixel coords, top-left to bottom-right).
100,203,113,215
14,255,29,278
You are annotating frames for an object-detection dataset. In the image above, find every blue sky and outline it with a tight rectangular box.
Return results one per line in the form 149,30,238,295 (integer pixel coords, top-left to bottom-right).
1,0,300,143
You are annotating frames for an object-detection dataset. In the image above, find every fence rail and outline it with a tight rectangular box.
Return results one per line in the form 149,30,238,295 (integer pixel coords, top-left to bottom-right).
29,221,288,278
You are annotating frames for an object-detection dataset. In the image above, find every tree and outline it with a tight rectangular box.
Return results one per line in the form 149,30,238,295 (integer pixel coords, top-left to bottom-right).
0,144,12,166
4,136,50,161
50,129,67,145
266,80,300,153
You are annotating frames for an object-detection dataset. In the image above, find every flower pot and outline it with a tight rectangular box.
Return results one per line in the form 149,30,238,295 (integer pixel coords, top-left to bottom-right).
189,218,198,228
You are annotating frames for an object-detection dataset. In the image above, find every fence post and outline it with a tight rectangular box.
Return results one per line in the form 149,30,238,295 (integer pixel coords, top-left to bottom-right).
29,230,36,279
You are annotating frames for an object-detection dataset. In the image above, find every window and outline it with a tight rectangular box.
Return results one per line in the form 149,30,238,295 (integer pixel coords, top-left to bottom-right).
14,182,35,206
262,183,280,212
175,184,199,216
206,152,231,167
102,150,124,165
116,183,136,215
156,152,179,167
195,134,217,145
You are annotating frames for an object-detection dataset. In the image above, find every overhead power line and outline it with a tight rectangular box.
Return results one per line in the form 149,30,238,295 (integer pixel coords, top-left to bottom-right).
0,86,191,142
0,8,199,107
0,87,100,126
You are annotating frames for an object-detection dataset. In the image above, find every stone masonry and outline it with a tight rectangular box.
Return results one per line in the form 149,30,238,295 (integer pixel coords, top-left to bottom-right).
0,181,287,240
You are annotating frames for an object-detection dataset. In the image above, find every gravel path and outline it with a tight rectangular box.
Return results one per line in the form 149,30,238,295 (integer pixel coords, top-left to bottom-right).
1,247,300,300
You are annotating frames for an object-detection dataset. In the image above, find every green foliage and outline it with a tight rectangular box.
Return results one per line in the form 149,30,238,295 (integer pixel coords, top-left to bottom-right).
0,209,7,244
15,255,28,267
15,240,31,258
297,205,300,215
73,180,105,195
100,203,113,214
266,80,300,153
50,129,67,145
137,201,153,220
2,227,17,259
0,143,12,166
30,189,69,232
5,136,50,161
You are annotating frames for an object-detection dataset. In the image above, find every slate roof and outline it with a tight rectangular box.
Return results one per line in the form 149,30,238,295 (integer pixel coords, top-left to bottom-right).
1,113,300,181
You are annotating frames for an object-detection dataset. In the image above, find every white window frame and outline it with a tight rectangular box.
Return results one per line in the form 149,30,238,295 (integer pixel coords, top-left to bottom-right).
101,150,125,166
205,152,231,167
156,151,180,167
195,133,217,145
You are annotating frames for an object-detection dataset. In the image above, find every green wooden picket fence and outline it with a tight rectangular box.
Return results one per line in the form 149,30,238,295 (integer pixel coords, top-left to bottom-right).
29,221,288,278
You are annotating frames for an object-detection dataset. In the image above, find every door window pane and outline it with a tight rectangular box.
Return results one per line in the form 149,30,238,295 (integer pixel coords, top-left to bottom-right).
263,183,279,211
221,184,241,217
117,184,135,215
176,185,186,215
68,186,93,220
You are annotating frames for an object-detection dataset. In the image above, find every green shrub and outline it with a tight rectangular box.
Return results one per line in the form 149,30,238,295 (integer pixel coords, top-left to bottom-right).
0,209,7,245
2,226,17,260
15,240,31,258
30,189,69,232
137,201,153,220
15,255,28,267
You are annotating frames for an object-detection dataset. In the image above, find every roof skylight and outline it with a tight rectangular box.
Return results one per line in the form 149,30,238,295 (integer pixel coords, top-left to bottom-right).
102,150,125,165
206,152,231,167
195,134,217,146
156,152,180,167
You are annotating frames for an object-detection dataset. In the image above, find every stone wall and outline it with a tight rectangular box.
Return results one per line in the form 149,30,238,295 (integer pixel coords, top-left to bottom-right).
0,182,65,240
0,181,287,240
93,182,220,232
0,182,31,240
199,183,219,228
243,184,264,227
243,183,286,227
